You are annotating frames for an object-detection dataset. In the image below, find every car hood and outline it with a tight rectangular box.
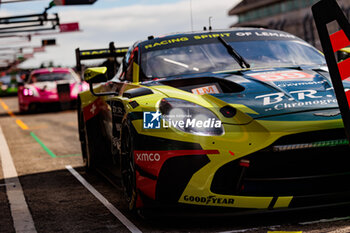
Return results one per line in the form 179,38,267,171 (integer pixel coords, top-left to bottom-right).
152,67,342,120
213,68,339,119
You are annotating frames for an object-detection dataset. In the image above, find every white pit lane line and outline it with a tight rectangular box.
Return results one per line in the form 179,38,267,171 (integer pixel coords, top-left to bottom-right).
65,165,142,233
0,127,37,233
299,216,350,225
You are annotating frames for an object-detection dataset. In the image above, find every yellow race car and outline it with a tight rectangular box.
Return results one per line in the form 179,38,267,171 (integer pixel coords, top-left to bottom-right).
77,28,350,214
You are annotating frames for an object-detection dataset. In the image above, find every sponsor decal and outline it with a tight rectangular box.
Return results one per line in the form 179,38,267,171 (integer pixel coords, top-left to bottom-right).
115,48,129,53
128,100,139,109
235,31,296,38
248,70,313,82
143,111,161,129
135,152,160,162
81,49,109,56
134,150,219,177
256,89,324,105
273,99,337,111
255,89,338,111
144,33,232,50
193,33,231,40
90,104,96,114
144,37,189,49
276,80,326,87
80,48,128,56
191,85,220,95
183,195,234,205
82,98,106,122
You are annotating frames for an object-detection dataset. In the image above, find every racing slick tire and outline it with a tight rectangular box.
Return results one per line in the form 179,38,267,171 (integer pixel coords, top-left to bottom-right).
78,102,95,171
120,118,138,211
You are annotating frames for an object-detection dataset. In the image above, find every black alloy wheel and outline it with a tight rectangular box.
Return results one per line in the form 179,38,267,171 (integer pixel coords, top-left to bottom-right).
120,120,137,211
78,105,94,171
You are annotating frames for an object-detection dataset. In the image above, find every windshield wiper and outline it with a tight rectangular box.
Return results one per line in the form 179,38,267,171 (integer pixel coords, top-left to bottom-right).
218,36,250,69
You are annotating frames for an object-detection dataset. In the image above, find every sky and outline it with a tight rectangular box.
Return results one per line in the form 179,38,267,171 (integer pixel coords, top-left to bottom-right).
0,0,240,68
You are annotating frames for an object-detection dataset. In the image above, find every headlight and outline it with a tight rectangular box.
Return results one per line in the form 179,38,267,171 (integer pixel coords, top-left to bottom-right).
71,83,79,95
23,87,39,97
159,98,224,136
81,83,89,91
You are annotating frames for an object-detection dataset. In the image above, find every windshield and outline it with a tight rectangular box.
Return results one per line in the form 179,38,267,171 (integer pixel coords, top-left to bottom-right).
141,40,325,78
29,72,75,83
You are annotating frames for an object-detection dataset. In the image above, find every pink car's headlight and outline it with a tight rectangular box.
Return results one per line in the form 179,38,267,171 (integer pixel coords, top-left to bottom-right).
23,88,33,96
82,83,89,91
72,83,89,95
23,87,39,97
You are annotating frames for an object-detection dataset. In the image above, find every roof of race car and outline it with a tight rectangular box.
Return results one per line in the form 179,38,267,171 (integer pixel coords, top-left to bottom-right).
138,28,303,52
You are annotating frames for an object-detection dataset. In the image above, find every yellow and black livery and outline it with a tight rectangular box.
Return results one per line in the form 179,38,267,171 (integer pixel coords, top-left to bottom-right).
77,27,350,214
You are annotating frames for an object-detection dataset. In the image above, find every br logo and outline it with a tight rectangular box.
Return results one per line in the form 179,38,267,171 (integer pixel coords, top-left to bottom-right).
143,111,161,129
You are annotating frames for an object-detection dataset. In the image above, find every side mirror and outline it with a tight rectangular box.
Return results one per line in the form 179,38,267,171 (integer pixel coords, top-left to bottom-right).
84,67,108,84
84,67,117,97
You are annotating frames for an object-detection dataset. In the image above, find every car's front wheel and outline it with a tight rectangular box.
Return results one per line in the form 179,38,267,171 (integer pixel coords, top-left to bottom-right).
120,119,138,211
78,103,94,171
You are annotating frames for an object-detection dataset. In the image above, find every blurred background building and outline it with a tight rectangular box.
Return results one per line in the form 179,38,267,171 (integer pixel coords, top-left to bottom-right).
228,0,350,50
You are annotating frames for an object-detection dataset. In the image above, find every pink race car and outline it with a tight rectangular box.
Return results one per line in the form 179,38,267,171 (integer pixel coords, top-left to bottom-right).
18,68,89,113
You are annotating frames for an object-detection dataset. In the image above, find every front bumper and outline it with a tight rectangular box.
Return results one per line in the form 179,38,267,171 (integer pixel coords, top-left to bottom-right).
132,118,350,211
19,96,77,112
